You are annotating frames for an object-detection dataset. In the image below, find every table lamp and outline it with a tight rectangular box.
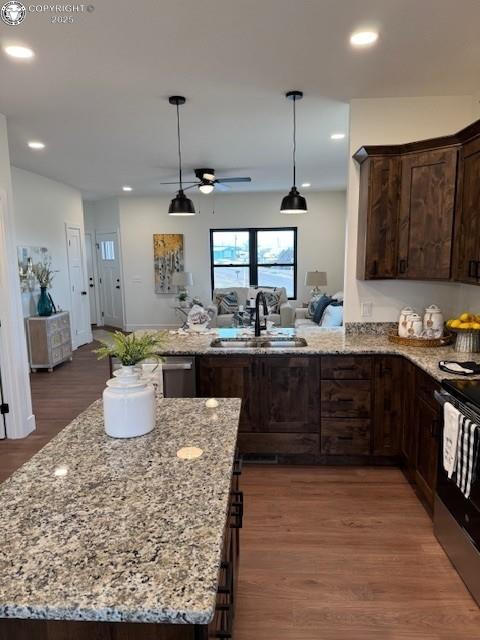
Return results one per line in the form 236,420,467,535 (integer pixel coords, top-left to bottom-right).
305,271,327,295
172,271,193,300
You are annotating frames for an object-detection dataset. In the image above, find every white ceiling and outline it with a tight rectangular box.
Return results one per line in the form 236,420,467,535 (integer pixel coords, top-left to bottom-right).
0,0,479,199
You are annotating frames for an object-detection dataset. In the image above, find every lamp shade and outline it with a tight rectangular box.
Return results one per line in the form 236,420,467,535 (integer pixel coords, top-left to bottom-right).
305,271,327,288
280,187,308,214
172,271,193,287
168,190,196,216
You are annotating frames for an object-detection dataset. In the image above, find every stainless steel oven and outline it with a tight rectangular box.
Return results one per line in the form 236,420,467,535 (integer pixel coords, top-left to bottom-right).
434,381,480,606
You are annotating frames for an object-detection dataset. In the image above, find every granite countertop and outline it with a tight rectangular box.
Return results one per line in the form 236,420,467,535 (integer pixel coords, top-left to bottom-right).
0,398,241,625
159,327,480,383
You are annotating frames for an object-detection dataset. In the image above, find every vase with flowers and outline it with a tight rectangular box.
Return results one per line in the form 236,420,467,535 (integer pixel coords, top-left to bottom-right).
32,260,55,317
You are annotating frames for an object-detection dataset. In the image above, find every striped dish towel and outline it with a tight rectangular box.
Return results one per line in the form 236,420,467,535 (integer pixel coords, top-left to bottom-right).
455,415,480,499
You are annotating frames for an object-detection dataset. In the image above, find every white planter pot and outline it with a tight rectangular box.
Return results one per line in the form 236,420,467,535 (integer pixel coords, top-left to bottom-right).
103,366,155,438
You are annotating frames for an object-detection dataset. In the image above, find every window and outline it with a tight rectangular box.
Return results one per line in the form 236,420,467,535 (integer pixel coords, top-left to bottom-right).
210,227,297,298
100,240,115,261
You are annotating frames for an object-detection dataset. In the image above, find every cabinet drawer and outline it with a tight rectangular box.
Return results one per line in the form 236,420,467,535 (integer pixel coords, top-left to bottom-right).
50,346,64,364
50,331,63,347
321,380,372,418
416,368,440,408
321,356,372,380
321,419,371,455
238,433,319,455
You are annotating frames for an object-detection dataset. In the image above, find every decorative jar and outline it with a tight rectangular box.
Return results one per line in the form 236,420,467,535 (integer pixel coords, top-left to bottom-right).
103,366,155,438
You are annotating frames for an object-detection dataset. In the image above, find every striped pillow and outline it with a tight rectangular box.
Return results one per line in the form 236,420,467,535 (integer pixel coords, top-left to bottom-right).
215,291,239,315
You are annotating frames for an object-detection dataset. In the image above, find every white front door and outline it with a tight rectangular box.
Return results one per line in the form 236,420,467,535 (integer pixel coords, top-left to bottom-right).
96,232,124,328
66,224,90,348
85,232,98,325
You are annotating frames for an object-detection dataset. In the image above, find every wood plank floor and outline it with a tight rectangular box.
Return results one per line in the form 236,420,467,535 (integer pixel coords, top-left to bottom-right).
0,341,109,482
1,344,479,637
235,465,480,640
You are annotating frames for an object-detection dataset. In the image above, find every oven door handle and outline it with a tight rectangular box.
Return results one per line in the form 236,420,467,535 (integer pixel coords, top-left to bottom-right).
434,390,454,407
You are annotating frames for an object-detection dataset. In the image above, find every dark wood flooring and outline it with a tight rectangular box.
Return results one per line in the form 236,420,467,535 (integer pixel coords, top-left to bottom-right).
0,341,109,482
1,344,479,638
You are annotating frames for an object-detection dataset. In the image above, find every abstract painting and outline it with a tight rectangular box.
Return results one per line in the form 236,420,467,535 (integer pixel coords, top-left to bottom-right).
153,234,184,293
17,245,51,293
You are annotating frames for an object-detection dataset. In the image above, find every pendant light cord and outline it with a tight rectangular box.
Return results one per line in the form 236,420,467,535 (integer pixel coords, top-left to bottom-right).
176,103,183,191
292,95,297,187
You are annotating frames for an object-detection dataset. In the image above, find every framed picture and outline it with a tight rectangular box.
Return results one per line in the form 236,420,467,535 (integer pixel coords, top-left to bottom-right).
17,245,51,293
153,234,184,293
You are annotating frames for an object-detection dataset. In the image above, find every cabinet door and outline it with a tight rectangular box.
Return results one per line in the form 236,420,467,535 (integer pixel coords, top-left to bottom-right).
261,357,319,433
398,147,458,279
453,137,480,283
414,396,440,510
357,156,400,279
372,357,402,456
196,356,256,431
400,359,417,476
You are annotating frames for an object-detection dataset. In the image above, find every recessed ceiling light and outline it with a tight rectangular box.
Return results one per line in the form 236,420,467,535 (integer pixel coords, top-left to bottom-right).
3,45,35,60
350,31,379,47
122,186,133,192
28,141,45,150
331,133,346,140
301,183,311,188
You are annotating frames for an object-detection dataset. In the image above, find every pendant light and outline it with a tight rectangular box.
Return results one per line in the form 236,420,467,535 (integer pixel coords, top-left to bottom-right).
168,96,195,216
280,90,308,214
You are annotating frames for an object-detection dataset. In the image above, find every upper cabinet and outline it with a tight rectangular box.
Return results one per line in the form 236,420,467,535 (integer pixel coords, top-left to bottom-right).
397,148,457,280
354,119,480,284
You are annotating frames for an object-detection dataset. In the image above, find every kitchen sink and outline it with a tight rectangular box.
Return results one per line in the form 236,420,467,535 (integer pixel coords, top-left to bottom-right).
210,336,308,349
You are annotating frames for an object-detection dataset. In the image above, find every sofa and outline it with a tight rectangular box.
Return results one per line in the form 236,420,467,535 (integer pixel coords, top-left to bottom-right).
209,286,295,328
295,292,344,329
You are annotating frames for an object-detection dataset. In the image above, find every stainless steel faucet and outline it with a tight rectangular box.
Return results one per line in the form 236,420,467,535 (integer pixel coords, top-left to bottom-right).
254,291,269,337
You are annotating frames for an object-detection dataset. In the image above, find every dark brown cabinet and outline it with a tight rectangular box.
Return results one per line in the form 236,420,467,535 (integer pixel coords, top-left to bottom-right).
400,359,417,478
356,156,400,279
372,357,402,456
453,137,480,283
397,147,457,280
196,356,256,432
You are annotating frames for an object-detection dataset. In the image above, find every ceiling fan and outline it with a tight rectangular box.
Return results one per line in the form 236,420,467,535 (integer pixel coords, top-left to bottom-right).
160,167,252,194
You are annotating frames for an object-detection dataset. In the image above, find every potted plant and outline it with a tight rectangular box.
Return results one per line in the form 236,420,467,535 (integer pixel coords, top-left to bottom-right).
32,259,55,316
95,331,167,439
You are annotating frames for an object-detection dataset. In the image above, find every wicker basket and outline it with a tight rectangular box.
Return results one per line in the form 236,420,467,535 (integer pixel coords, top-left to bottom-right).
387,331,454,348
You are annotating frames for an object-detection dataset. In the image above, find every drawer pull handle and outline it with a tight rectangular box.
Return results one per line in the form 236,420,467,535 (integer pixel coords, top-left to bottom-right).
339,397,354,403
469,260,477,278
337,435,354,441
217,561,233,595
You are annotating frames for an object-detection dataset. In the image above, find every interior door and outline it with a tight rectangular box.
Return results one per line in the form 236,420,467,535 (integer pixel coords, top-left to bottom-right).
96,232,124,328
85,233,97,324
66,225,90,348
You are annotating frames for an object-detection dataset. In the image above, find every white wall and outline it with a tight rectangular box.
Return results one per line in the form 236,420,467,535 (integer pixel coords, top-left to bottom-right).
0,115,35,438
84,197,120,234
344,95,480,323
12,168,91,342
110,190,345,329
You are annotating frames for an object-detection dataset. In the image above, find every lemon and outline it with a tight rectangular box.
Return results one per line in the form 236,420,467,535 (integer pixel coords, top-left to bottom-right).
459,312,472,322
451,319,461,328
472,322,480,330
446,319,454,327
459,322,471,329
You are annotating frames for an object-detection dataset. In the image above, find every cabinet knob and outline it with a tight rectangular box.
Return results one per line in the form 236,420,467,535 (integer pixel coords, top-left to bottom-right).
399,259,407,274
81,291,87,295
468,260,476,278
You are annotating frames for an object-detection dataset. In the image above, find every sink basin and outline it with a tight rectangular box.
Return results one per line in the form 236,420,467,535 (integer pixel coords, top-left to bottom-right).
210,336,308,349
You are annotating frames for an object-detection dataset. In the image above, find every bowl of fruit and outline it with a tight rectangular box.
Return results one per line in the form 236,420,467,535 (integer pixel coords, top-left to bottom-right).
446,313,480,352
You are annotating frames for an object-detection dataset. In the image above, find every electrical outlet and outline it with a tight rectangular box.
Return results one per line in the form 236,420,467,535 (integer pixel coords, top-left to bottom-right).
361,301,373,318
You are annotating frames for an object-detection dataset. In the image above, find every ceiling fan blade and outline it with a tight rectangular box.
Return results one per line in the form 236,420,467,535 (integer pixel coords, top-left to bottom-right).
183,184,200,191
158,181,197,185
215,182,231,192
215,177,252,183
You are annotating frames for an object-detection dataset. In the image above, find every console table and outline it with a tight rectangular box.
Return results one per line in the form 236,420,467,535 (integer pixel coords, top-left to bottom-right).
26,311,73,372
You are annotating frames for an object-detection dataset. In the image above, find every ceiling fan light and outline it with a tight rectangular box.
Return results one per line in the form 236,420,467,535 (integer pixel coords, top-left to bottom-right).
280,187,308,214
199,183,214,195
202,172,215,181
168,190,196,216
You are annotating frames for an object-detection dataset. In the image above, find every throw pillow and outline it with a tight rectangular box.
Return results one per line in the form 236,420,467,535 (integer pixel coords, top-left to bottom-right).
312,295,333,324
215,291,239,315
305,293,323,319
321,301,344,327
263,290,282,314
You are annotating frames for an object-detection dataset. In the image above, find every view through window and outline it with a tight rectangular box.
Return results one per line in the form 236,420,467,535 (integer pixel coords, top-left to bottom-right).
210,227,297,298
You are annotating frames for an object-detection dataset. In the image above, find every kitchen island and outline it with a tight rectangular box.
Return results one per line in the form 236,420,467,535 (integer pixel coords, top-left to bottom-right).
0,398,242,639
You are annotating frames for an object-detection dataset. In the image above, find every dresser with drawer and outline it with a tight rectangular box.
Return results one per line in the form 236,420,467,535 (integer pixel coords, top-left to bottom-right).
26,312,73,372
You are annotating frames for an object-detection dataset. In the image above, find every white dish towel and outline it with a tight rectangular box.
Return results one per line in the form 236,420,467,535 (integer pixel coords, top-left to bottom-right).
443,402,461,478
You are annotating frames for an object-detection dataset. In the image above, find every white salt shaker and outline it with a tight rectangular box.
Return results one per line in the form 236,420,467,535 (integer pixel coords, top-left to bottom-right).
398,306,415,337
423,304,443,339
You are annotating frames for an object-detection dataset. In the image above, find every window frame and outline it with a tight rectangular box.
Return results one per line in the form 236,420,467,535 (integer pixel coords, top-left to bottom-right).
210,227,298,299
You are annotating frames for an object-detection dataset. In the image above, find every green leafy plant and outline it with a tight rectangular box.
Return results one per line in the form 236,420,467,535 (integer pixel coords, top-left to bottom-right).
94,331,167,366
178,290,188,302
32,259,54,288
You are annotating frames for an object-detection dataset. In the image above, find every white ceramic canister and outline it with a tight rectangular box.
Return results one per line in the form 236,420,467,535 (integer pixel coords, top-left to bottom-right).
398,307,415,337
103,366,155,438
406,313,423,338
423,304,444,339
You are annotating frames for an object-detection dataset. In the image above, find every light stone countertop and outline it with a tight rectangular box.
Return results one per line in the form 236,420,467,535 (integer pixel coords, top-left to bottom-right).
159,327,480,383
0,398,241,625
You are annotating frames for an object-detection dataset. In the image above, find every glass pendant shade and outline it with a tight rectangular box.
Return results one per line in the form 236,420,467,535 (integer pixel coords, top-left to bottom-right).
280,186,308,214
168,189,196,216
